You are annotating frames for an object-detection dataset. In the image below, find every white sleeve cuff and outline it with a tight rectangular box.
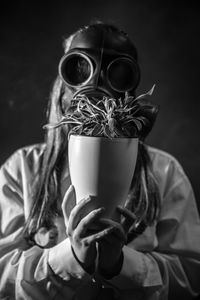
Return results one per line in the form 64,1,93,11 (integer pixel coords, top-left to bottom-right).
107,245,163,289
48,238,91,282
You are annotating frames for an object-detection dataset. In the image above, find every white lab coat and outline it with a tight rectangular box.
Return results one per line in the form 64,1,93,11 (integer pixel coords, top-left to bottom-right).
0,144,200,299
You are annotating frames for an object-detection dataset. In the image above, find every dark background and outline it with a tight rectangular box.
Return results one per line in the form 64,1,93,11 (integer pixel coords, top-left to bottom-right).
0,1,200,210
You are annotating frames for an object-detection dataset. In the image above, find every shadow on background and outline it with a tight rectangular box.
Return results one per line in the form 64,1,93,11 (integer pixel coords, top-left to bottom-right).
0,1,200,210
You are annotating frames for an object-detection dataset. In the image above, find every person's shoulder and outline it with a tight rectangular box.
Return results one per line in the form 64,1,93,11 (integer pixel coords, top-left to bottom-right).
1,143,46,173
147,145,187,182
17,143,46,159
146,145,191,200
147,146,179,163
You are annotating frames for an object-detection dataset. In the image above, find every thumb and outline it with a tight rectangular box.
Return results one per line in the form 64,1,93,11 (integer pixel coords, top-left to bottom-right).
62,185,76,226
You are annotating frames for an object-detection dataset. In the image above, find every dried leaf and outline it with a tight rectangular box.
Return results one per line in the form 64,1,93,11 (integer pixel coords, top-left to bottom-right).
135,85,156,100
45,88,157,139
92,123,103,136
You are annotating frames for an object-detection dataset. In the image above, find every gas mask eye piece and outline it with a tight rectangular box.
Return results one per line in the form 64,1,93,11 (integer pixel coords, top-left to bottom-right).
107,57,140,92
59,51,140,95
59,52,94,87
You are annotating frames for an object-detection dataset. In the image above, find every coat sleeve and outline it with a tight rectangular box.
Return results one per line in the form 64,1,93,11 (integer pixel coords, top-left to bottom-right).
0,148,92,300
104,152,200,300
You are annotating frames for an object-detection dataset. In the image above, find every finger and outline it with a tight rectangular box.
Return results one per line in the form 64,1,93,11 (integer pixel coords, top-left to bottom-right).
97,218,126,242
117,206,136,234
117,206,136,220
75,207,105,237
83,226,115,245
62,185,76,227
67,196,94,235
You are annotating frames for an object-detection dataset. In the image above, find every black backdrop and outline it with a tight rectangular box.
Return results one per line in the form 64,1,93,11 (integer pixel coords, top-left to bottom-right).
0,1,200,210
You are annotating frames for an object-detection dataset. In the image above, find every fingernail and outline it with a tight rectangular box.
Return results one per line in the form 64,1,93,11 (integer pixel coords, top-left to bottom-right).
68,185,74,191
85,196,92,202
79,195,91,204
66,185,74,195
97,207,105,212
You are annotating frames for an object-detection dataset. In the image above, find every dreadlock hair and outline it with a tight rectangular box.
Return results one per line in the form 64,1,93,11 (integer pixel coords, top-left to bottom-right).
126,141,161,243
23,76,68,242
23,21,160,244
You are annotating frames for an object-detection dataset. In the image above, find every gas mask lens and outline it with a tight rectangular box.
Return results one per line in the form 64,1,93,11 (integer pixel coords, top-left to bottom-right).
59,52,93,87
107,57,140,92
59,52,140,92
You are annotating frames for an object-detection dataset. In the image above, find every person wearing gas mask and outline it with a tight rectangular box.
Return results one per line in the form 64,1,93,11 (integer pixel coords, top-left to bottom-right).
0,22,200,300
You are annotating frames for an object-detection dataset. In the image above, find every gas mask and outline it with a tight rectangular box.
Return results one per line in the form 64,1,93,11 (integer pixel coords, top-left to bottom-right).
58,26,140,100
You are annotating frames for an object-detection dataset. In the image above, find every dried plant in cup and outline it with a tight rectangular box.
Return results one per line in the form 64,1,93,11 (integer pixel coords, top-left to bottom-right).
45,85,157,139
